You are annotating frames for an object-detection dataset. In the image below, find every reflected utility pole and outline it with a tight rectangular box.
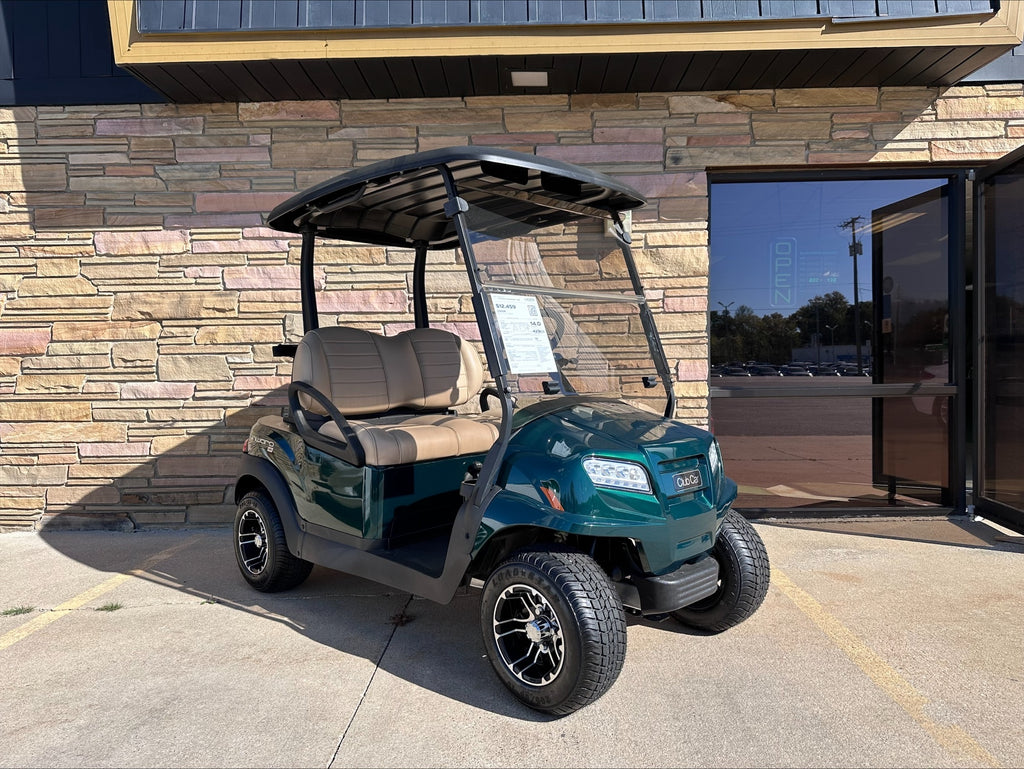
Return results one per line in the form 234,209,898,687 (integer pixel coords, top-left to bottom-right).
716,301,735,365
814,299,821,368
840,216,864,375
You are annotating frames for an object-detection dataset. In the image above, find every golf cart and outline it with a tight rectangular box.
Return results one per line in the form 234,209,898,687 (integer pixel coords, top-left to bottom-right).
233,146,769,716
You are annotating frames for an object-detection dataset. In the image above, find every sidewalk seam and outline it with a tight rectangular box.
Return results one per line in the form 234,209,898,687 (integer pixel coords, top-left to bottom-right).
327,594,414,769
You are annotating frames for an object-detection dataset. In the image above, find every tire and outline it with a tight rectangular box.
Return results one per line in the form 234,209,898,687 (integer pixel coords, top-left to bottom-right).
481,547,626,716
233,490,313,592
672,509,769,633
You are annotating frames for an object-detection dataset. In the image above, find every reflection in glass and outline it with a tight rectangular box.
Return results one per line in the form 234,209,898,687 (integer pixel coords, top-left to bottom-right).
709,177,951,510
711,393,943,510
981,163,1024,511
872,186,950,493
872,187,950,385
710,178,944,372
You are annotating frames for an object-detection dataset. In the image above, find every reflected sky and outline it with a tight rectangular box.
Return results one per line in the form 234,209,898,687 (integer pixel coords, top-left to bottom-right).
710,178,945,317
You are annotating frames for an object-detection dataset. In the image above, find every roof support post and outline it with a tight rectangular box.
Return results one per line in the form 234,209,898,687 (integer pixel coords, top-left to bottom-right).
300,228,318,333
413,240,429,328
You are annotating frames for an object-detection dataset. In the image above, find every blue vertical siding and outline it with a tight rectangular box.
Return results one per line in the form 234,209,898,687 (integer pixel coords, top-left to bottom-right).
135,0,996,31
0,0,163,105
645,1,703,21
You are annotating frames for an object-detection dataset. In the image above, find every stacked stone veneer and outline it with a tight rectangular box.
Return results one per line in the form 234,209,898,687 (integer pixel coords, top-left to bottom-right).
1,85,1022,529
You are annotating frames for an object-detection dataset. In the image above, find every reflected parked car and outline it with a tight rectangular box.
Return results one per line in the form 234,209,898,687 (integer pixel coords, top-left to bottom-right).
722,366,752,376
750,365,783,376
807,365,841,376
836,364,871,376
779,365,813,376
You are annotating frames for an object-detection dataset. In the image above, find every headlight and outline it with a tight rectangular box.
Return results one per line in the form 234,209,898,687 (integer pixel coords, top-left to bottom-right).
707,439,722,477
582,458,652,494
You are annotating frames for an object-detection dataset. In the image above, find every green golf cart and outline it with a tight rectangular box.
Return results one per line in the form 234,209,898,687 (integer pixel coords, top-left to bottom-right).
233,146,769,716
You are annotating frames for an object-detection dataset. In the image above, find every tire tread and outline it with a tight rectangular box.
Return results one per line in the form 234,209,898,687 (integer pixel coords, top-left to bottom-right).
482,547,626,716
235,490,313,593
672,510,769,633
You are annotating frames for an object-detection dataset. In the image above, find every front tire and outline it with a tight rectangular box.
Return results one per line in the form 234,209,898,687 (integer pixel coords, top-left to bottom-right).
672,510,769,633
481,548,626,716
234,490,313,592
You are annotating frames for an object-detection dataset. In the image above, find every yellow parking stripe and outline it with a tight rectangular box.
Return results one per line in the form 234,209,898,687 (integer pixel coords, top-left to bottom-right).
772,568,1002,768
0,537,200,652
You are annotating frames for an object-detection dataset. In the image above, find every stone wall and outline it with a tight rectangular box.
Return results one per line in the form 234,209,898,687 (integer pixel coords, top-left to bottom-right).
1,84,1021,529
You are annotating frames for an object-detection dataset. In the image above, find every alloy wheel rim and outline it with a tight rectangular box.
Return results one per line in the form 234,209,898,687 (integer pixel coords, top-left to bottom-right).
237,509,268,575
492,584,565,687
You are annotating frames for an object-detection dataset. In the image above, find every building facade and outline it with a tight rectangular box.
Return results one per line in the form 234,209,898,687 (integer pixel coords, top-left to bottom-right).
1,0,1022,531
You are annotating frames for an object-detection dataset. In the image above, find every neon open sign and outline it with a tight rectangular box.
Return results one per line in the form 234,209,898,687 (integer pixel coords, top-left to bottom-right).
770,237,797,308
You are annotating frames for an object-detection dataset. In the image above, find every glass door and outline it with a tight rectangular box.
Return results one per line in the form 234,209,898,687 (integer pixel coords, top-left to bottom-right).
871,186,954,498
975,147,1024,531
709,174,964,514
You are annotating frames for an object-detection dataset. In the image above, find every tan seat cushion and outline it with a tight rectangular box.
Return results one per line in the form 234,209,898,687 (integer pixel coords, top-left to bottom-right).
293,326,497,466
320,413,501,466
293,326,484,417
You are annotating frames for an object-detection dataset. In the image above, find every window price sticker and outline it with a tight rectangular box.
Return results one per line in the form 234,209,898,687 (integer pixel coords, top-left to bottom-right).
490,294,558,375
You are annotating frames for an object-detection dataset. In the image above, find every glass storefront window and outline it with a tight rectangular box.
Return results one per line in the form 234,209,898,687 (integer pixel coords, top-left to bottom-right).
709,177,954,511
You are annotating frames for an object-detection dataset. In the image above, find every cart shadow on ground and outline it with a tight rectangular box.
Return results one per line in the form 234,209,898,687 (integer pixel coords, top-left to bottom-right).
28,383,724,721
34,522,707,722
33,524,556,721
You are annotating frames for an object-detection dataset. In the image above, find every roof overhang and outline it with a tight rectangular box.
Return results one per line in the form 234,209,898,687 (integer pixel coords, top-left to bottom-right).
107,0,1024,102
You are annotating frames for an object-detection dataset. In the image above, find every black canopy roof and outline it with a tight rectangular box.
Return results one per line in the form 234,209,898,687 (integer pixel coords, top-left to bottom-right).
266,146,647,249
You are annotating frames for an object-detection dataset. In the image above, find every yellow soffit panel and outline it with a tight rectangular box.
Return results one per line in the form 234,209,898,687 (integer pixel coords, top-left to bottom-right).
107,0,1024,66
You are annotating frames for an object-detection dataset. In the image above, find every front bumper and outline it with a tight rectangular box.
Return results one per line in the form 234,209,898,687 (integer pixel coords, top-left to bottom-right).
612,554,719,616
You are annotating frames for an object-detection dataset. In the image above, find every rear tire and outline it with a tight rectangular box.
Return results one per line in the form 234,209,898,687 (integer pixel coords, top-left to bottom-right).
481,547,626,716
672,510,769,633
234,490,313,592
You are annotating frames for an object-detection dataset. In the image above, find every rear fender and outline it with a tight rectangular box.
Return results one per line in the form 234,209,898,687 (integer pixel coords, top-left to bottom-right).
235,454,304,558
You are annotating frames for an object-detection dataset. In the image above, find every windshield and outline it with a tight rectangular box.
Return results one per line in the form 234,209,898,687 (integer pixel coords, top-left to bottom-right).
464,206,666,414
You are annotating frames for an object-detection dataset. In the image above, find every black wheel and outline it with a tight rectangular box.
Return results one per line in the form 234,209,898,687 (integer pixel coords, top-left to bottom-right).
481,547,626,716
672,509,770,633
233,490,313,592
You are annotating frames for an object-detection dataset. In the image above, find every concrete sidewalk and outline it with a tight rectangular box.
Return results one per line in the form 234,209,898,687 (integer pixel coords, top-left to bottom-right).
1,516,1022,768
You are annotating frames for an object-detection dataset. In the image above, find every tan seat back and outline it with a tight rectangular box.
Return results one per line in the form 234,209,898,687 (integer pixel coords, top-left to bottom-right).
292,327,484,417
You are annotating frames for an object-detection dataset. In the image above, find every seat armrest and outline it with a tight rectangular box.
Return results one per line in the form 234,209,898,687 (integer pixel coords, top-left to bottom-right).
288,381,366,467
479,386,502,413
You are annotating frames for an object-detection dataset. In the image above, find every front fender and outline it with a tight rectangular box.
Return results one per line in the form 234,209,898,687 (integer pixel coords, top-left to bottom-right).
472,488,598,559
474,481,722,575
719,476,738,513
473,487,676,559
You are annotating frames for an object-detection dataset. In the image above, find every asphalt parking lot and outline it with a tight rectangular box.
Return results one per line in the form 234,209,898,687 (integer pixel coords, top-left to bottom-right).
1,515,1022,769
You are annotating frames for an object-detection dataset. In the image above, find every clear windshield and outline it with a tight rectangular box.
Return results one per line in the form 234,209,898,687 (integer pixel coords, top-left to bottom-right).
464,207,665,414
